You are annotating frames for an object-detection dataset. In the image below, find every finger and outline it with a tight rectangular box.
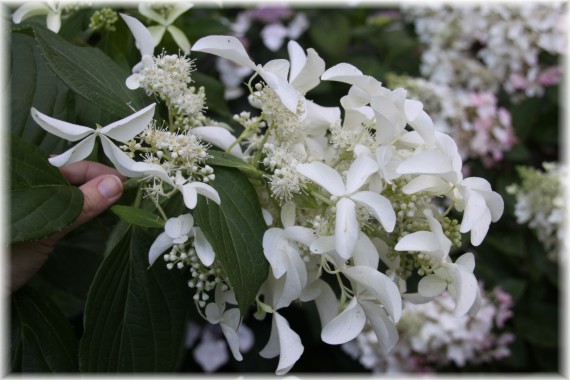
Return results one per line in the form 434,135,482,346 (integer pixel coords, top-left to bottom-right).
69,174,124,229
59,161,126,186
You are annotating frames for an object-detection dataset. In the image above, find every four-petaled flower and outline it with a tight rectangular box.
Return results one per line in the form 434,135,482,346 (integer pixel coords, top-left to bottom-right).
138,3,193,54
31,103,171,183
297,155,396,259
149,213,216,267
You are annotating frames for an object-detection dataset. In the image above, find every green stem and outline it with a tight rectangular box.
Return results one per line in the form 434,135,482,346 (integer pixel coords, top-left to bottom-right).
310,191,335,207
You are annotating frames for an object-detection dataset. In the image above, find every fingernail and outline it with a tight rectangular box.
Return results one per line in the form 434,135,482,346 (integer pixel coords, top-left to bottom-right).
98,175,123,199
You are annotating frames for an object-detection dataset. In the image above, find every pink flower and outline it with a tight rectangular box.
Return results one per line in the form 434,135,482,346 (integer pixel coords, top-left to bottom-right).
538,65,562,86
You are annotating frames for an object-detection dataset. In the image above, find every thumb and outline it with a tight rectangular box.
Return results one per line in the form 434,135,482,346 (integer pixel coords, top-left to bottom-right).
72,174,124,228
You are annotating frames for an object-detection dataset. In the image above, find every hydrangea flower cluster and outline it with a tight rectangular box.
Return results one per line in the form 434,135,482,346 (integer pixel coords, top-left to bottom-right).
342,284,515,373
29,12,505,375
403,3,566,101
387,74,517,167
507,162,566,261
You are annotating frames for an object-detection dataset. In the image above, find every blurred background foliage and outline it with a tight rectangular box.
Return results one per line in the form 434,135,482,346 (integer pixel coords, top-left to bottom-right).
8,3,564,375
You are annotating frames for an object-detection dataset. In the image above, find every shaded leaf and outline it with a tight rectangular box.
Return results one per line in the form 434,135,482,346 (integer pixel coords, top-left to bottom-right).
9,134,83,243
11,286,79,373
32,24,149,120
194,167,268,316
207,150,260,178
11,31,72,153
111,205,165,228
79,225,189,372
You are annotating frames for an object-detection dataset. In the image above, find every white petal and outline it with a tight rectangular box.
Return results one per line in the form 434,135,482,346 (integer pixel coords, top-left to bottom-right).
194,227,215,266
125,73,142,90
168,25,191,54
165,213,194,238
46,12,61,33
394,231,439,253
408,110,435,147
137,4,166,24
12,2,49,23
350,191,396,232
287,40,306,85
48,135,96,167
455,252,475,272
402,175,452,195
335,198,359,260
262,59,290,81
418,274,447,297
469,207,492,246
221,308,243,360
99,135,172,183
311,280,338,327
192,35,257,70
261,23,288,51
397,149,453,175
462,177,492,191
345,155,378,194
288,42,325,94
445,263,479,317
220,323,243,361
321,62,363,83
166,3,194,24
204,302,221,323
343,266,402,322
360,301,399,354
99,103,156,142
352,232,380,269
459,190,488,234
148,232,174,266
424,209,452,256
284,226,316,247
31,107,93,141
321,298,365,345
193,182,221,204
259,70,299,114
191,126,243,157
309,236,337,255
296,161,345,196
260,313,304,376
481,189,504,222
120,13,155,57
275,254,307,309
403,99,423,121
263,228,290,279
148,25,167,47
280,202,296,228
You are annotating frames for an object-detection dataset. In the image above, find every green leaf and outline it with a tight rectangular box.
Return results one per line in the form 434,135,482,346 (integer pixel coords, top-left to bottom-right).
192,71,232,118
111,205,165,228
9,134,83,243
207,150,261,178
11,31,73,153
11,286,79,373
32,24,149,120
194,167,269,316
79,226,189,372
308,12,351,60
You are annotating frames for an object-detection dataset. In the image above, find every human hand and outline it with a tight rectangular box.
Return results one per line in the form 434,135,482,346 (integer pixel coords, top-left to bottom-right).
10,161,125,292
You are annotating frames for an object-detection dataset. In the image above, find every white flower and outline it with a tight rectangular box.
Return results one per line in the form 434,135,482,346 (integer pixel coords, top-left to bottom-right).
148,213,216,267
120,13,156,89
12,1,63,33
138,3,193,54
173,171,221,210
31,103,171,183
261,13,309,51
417,252,480,317
262,203,316,308
204,284,244,361
192,37,325,113
456,177,504,246
297,155,396,259
260,312,304,375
